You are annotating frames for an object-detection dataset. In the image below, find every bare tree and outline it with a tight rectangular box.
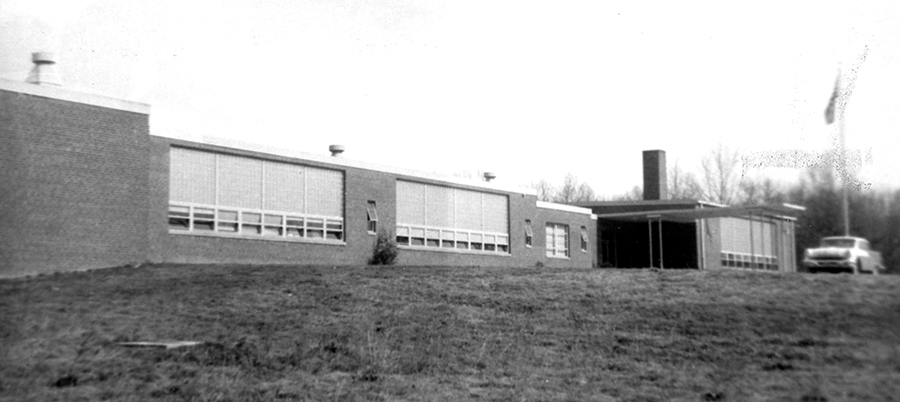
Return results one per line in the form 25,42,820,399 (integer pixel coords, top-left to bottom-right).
554,174,579,203
532,175,598,203
700,144,741,205
669,160,704,200
575,182,597,203
612,185,643,201
759,178,785,204
530,180,555,202
739,175,786,205
738,178,760,205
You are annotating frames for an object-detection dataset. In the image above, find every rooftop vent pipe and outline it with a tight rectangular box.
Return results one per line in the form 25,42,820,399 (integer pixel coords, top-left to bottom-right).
329,145,345,157
483,172,497,182
26,52,63,86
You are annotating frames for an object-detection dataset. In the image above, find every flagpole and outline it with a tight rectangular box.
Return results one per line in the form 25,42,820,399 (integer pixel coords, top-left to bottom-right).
839,107,850,236
826,66,851,237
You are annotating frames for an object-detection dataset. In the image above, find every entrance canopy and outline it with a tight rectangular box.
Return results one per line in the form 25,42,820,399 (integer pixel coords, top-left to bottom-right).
595,203,805,270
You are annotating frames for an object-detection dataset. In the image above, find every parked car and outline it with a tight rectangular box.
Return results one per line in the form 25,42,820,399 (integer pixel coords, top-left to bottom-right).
803,236,884,274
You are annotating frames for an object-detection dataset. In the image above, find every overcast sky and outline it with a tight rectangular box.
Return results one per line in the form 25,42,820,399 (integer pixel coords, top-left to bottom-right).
2,0,898,197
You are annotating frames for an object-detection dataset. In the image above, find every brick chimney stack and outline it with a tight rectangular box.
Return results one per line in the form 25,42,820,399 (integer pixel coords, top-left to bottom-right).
642,150,667,200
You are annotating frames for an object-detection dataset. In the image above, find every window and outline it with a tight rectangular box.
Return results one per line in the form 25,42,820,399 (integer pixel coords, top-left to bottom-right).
194,208,215,231
718,217,777,270
168,147,344,243
307,218,324,238
395,180,509,254
525,220,533,247
366,201,378,234
720,252,777,270
264,214,283,236
286,217,304,237
580,226,588,252
217,210,238,233
326,219,343,240
546,223,569,258
242,212,262,235
396,227,410,245
168,206,190,230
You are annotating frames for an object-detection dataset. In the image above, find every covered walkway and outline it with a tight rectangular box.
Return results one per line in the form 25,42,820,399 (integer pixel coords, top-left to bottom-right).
597,204,805,271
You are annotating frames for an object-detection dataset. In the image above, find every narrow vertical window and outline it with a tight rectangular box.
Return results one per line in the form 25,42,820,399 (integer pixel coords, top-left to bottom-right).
524,219,533,247
366,201,378,234
580,226,589,252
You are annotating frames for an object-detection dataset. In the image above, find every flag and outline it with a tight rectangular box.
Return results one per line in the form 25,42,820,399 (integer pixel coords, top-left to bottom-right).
824,73,840,124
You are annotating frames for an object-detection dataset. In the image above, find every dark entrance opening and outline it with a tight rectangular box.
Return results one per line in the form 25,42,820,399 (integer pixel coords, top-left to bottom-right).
599,219,698,269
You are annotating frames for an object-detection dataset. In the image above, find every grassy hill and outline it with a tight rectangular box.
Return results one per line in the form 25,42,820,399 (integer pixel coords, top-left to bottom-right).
1,264,899,401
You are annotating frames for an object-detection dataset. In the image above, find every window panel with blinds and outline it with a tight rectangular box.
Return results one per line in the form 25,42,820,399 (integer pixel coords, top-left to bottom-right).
169,148,216,205
425,185,454,228
395,180,509,254
167,147,344,243
218,154,263,210
719,217,778,270
454,189,484,231
263,161,304,213
305,168,344,217
397,181,426,226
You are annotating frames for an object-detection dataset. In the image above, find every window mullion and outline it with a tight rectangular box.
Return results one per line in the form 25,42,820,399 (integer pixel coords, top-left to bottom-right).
214,155,220,206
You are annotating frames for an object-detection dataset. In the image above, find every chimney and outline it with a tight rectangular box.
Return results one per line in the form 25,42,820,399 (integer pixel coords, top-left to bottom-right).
328,144,345,157
483,172,496,182
26,52,63,86
642,150,667,200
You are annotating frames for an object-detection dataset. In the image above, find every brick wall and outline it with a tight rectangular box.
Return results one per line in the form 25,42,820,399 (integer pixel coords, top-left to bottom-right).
534,207,596,269
0,89,149,277
148,137,596,268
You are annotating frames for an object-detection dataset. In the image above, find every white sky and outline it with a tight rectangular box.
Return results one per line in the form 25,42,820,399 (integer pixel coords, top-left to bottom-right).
2,0,898,197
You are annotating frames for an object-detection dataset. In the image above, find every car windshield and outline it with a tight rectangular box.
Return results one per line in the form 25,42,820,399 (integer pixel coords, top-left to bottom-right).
821,238,856,248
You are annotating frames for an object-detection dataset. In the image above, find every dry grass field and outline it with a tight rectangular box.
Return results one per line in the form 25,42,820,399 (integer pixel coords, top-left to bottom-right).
1,264,899,401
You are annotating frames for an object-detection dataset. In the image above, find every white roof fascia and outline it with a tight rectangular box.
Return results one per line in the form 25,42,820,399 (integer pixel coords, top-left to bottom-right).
158,133,537,196
698,200,728,208
0,78,150,115
536,201,594,215
781,203,806,211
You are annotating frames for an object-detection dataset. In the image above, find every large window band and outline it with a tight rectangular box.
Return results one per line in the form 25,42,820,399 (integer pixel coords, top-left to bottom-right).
719,217,777,270
168,147,344,242
395,180,509,253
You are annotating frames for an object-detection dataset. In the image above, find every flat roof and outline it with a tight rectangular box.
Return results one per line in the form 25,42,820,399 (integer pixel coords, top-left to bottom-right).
536,201,594,216
0,78,150,115
596,203,806,223
573,199,728,209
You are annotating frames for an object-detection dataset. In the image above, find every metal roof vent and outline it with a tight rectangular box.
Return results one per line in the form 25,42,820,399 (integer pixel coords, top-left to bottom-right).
329,144,345,157
26,52,63,86
483,172,497,182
